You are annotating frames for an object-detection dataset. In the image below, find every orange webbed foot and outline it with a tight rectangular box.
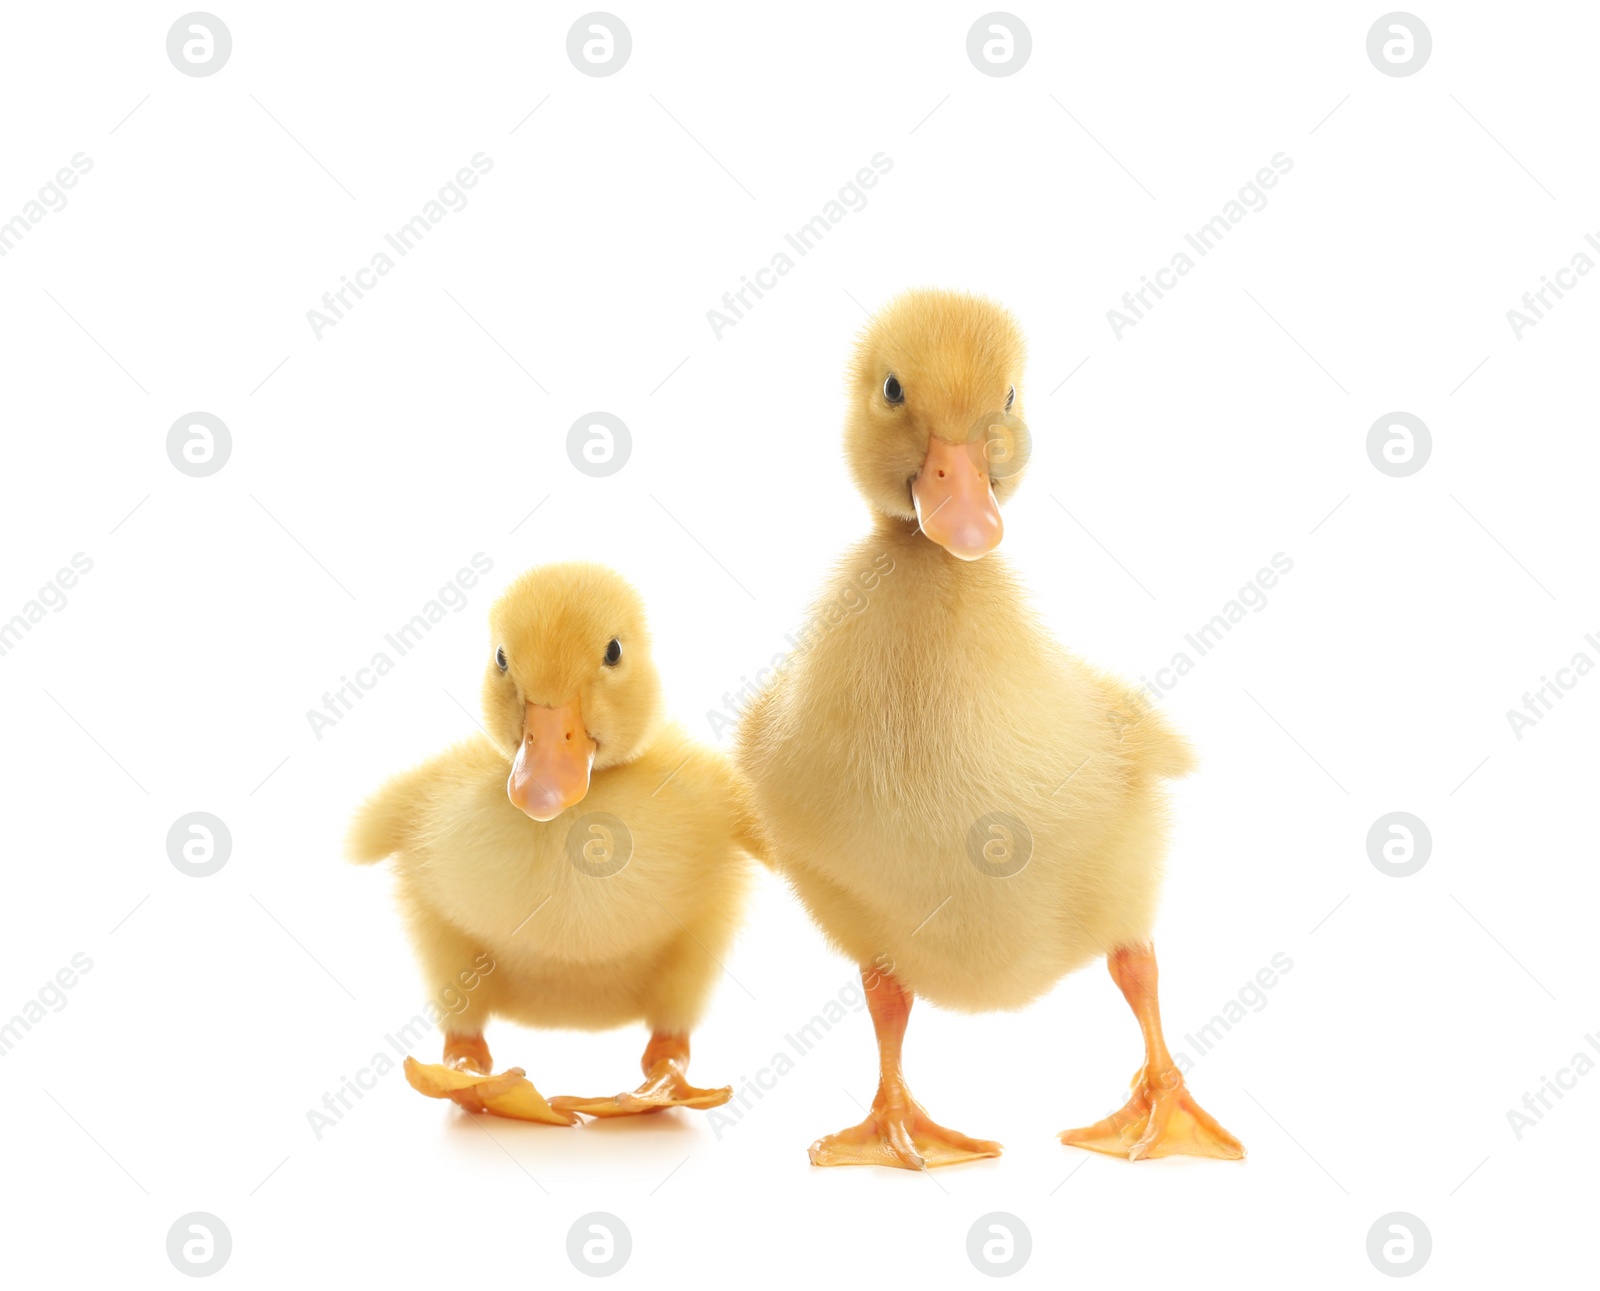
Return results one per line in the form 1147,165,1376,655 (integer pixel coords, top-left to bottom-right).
548,1070,731,1118
403,1056,578,1126
1060,1064,1245,1161
549,1033,731,1118
809,1089,1001,1171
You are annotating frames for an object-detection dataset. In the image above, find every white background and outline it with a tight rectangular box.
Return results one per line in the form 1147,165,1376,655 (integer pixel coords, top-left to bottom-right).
1,2,1594,1286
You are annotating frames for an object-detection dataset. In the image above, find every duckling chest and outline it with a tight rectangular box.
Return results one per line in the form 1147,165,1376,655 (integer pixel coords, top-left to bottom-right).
757,560,1097,843
411,788,696,967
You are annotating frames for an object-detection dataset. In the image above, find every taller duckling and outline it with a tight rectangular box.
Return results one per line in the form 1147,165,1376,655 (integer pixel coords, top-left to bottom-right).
735,290,1244,1169
349,563,750,1123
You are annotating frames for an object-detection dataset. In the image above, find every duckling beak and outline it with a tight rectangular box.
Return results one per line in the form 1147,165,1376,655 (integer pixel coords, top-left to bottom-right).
911,435,1003,560
507,699,596,822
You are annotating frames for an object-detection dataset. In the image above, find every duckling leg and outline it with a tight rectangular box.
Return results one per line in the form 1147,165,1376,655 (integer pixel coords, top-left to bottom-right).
404,1032,576,1126
443,1031,492,1073
808,966,1002,1170
1060,943,1245,1160
548,1033,732,1117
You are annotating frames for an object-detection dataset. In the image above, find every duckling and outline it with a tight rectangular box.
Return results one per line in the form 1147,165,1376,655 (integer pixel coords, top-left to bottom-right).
735,290,1244,1168
348,563,750,1123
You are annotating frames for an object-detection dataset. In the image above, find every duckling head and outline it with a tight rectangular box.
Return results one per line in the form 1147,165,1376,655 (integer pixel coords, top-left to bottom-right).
482,563,663,821
846,289,1029,560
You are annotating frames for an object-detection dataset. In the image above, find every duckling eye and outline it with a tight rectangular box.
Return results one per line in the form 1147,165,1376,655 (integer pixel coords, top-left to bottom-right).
883,374,904,406
604,638,622,667
1005,385,1016,410
495,646,508,673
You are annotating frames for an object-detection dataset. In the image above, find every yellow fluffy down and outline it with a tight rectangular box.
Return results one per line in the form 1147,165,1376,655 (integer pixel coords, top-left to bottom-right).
347,563,752,1039
735,290,1195,1014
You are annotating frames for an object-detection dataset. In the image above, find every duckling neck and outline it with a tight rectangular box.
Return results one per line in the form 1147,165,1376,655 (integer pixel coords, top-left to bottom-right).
868,513,1021,605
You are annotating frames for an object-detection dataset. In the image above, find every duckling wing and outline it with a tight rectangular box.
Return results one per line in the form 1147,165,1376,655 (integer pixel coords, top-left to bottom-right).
346,736,501,863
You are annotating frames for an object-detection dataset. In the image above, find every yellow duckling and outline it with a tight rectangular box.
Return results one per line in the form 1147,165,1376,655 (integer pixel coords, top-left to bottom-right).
735,289,1244,1168
348,562,751,1123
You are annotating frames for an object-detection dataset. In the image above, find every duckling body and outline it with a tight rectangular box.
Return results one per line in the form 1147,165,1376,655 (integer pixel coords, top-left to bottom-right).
736,289,1243,1169
740,521,1189,1015
362,728,744,1038
350,563,749,1123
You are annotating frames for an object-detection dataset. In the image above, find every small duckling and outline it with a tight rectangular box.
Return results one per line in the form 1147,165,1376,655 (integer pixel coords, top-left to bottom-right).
736,289,1244,1168
348,563,751,1123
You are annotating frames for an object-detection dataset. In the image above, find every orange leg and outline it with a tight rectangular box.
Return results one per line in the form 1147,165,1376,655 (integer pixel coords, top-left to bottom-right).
550,1032,731,1117
1060,943,1245,1161
809,967,1001,1170
443,1030,492,1074
403,1030,577,1125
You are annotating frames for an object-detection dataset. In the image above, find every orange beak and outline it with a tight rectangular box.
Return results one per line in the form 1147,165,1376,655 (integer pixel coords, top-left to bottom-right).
507,699,596,822
911,435,1003,560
